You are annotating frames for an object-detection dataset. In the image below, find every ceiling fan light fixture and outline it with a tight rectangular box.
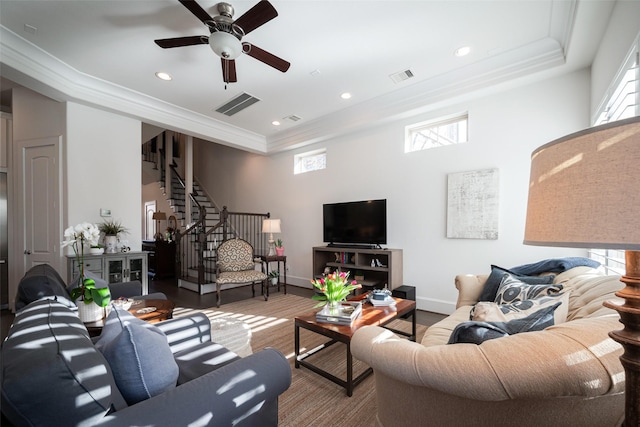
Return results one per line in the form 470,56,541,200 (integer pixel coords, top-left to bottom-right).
209,31,242,59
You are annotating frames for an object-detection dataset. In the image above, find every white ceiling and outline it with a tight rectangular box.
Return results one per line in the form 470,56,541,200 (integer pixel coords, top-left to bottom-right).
0,0,615,153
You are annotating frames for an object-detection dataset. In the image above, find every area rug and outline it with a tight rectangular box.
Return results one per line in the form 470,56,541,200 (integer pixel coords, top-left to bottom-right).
174,293,428,427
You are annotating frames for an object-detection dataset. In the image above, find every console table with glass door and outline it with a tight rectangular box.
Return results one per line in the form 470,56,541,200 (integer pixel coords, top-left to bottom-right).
66,251,149,295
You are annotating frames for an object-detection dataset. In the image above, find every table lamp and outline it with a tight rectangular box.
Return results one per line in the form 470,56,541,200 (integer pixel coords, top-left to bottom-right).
523,115,640,425
262,219,281,256
153,211,167,240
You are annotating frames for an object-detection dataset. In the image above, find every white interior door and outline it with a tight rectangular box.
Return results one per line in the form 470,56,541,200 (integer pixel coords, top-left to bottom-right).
145,201,156,240
12,136,61,305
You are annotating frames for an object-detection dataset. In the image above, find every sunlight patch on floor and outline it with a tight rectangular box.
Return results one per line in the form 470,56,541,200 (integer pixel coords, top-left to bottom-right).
174,307,291,334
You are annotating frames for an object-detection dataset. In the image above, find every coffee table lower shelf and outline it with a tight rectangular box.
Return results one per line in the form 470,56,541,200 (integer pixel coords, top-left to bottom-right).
294,297,416,397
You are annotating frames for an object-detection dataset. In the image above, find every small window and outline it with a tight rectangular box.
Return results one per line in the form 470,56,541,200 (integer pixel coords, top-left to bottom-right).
294,149,326,174
405,114,468,153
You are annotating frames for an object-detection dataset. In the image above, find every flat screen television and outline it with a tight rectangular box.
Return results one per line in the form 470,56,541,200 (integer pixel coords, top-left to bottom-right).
323,199,387,247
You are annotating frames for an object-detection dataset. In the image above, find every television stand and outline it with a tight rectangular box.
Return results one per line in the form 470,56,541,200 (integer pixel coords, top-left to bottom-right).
313,246,403,290
326,243,381,250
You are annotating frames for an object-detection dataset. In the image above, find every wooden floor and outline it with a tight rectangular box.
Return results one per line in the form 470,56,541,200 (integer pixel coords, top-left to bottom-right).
1,276,446,340
147,277,446,326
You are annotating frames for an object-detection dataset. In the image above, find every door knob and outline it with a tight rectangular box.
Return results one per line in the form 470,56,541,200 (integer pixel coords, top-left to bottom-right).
24,250,32,255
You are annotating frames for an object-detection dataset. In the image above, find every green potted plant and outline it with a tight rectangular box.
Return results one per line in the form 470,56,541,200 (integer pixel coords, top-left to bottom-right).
268,270,279,286
275,239,284,256
99,219,129,253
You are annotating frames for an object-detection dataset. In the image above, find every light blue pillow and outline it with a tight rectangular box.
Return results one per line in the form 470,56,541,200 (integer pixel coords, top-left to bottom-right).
96,308,178,405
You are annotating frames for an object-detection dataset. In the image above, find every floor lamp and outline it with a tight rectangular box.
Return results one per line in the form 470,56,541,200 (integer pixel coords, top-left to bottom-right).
153,211,166,240
523,116,640,426
262,219,281,256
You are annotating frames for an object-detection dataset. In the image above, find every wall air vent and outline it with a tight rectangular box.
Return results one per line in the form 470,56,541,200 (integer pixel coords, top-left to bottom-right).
389,69,414,84
215,93,261,116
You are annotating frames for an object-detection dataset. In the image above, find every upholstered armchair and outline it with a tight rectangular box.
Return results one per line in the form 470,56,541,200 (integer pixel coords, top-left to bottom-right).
215,238,268,307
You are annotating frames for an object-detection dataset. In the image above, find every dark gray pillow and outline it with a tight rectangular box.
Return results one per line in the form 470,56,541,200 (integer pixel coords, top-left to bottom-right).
448,302,560,345
478,265,556,302
15,264,70,311
95,308,178,405
1,299,127,426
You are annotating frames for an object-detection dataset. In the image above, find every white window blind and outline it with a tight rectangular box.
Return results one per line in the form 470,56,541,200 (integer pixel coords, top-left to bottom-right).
589,37,639,275
405,114,468,153
294,149,326,174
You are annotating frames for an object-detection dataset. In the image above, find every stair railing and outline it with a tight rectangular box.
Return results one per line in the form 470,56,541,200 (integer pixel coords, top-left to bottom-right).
175,206,270,293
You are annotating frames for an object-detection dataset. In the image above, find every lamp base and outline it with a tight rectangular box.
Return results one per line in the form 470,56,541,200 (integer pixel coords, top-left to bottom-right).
604,250,640,427
268,239,275,256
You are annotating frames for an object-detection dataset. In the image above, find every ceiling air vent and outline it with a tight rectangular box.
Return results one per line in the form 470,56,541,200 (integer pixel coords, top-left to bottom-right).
215,93,260,116
389,69,414,84
285,115,302,122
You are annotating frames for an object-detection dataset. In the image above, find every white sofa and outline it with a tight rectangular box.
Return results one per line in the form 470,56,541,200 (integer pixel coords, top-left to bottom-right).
352,266,626,427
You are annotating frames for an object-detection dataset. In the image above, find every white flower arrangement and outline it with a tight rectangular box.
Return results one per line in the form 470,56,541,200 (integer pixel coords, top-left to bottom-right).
61,222,110,307
62,222,100,251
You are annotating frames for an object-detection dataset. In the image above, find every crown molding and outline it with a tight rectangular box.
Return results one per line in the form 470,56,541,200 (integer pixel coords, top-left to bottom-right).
1,0,578,156
266,37,566,153
266,0,578,154
0,25,267,153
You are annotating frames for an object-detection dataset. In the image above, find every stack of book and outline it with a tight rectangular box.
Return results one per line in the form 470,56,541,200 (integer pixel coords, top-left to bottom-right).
316,301,362,325
369,295,396,307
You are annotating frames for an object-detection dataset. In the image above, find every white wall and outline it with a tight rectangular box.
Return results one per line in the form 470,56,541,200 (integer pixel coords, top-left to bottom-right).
195,70,590,314
590,0,640,118
66,102,142,258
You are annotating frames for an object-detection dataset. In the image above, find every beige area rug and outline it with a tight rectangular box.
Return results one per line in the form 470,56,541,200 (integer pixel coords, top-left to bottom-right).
173,293,428,427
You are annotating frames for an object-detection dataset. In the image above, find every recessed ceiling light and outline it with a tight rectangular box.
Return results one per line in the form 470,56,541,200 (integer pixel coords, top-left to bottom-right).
155,72,173,81
272,120,281,126
341,92,352,100
455,46,471,57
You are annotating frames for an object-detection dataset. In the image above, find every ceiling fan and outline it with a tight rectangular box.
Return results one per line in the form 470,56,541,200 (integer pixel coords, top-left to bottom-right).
155,0,290,84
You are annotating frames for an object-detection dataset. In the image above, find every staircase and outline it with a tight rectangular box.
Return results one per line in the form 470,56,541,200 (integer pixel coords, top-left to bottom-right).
145,135,270,296
159,167,221,293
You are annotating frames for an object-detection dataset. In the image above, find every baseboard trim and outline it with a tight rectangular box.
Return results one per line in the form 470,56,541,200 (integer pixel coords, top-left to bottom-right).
416,297,456,316
178,279,216,295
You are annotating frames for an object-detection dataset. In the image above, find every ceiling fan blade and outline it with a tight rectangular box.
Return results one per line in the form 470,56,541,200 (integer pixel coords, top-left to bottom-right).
178,0,214,25
221,59,238,83
155,36,208,48
243,43,290,73
234,1,278,35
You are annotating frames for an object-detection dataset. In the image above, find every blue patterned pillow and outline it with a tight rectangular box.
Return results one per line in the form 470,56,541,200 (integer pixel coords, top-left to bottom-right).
495,273,563,304
478,265,556,302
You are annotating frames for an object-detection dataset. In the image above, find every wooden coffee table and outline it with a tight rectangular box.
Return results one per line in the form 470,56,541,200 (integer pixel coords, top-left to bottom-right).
85,298,175,336
127,299,175,323
294,295,416,396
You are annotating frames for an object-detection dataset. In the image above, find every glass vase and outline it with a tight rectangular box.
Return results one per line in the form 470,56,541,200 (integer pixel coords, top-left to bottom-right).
328,301,342,316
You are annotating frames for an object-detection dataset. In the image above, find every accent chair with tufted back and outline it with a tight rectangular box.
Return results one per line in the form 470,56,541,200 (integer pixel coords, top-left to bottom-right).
215,238,268,307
